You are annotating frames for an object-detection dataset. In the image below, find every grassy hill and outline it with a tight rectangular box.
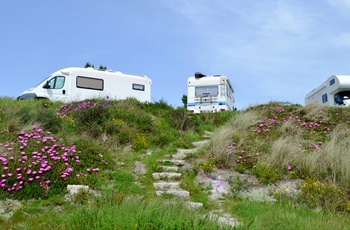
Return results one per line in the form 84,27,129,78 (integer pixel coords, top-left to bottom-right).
0,98,349,229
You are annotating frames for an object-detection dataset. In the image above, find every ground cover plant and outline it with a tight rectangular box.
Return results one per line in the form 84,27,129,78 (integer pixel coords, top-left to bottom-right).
1,97,350,229
0,97,238,228
208,102,350,214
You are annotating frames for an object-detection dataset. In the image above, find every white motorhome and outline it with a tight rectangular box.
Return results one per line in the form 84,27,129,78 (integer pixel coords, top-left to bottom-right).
18,67,152,103
187,72,235,113
305,75,350,106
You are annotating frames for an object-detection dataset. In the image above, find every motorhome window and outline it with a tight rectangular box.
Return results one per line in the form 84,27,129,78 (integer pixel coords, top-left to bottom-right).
46,76,65,89
226,85,233,99
132,83,145,91
76,76,103,90
322,93,328,103
334,94,342,105
195,86,218,97
330,78,335,85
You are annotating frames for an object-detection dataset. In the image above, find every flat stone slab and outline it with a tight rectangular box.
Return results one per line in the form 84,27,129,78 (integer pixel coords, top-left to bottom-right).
177,149,197,154
187,201,204,209
171,154,187,160
158,159,185,166
193,140,210,148
155,189,190,197
161,166,179,172
67,185,89,195
209,211,241,228
152,172,181,180
153,182,181,190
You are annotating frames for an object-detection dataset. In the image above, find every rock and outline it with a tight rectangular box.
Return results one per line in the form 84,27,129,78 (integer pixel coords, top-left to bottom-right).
67,185,89,195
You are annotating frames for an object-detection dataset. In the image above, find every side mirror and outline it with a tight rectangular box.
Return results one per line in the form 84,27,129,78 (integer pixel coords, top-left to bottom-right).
43,81,51,89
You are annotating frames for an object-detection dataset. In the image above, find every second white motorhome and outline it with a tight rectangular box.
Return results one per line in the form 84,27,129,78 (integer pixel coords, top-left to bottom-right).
187,72,235,113
305,75,350,106
18,67,152,103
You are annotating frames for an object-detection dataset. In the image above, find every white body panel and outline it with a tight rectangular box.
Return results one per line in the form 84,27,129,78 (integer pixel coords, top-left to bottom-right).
19,67,152,103
187,75,235,113
305,75,350,106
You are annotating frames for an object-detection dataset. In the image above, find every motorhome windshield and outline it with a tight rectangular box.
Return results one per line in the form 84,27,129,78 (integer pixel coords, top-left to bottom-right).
195,86,218,97
35,75,52,87
335,91,350,106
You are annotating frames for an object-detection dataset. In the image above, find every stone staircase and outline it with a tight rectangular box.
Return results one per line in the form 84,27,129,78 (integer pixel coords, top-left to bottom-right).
151,131,240,228
152,135,212,206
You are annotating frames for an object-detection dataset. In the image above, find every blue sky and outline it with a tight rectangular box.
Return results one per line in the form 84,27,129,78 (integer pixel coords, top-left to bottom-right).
1,0,350,110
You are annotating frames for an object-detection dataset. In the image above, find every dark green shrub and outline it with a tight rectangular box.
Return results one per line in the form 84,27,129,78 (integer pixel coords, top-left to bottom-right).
167,108,199,131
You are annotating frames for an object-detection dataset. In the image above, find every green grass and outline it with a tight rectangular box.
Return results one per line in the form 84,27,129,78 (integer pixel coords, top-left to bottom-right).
233,199,350,230
1,97,350,229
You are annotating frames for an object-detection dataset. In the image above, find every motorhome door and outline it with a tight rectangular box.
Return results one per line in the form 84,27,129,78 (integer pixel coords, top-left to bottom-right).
43,76,68,101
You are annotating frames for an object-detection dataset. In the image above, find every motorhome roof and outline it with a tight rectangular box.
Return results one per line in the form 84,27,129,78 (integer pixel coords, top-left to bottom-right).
57,67,150,80
188,74,234,92
306,75,350,97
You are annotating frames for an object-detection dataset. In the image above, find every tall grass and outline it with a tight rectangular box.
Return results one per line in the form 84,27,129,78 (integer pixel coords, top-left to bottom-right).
2,196,230,229
61,197,224,230
208,110,259,168
305,124,350,189
206,102,350,213
2,97,350,228
233,199,350,230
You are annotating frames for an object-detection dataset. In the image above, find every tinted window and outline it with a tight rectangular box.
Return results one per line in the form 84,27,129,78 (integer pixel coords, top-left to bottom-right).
46,76,65,89
322,93,328,103
76,76,103,90
195,86,218,97
132,83,145,91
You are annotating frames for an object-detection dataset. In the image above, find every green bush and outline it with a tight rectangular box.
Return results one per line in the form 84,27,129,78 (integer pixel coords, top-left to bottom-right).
251,163,282,184
299,178,348,212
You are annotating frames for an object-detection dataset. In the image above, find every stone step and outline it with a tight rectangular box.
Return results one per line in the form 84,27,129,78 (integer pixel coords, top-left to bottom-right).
158,159,185,166
208,211,240,228
161,166,179,172
177,149,197,154
171,154,187,160
155,189,190,197
186,201,204,209
203,131,213,137
152,172,181,180
153,182,181,190
193,140,210,148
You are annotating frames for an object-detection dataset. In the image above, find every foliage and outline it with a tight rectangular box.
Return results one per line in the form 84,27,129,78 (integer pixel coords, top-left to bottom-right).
3,97,350,228
199,157,216,173
71,188,93,205
251,163,282,184
299,177,349,212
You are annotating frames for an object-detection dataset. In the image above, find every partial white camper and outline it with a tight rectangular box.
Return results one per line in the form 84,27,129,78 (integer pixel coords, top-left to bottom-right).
305,75,350,106
187,72,235,113
18,67,152,103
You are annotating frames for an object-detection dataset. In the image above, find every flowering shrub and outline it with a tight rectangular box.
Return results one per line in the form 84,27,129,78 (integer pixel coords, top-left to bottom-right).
199,157,216,173
56,100,111,126
299,177,348,212
0,126,107,198
131,133,148,151
224,142,261,173
221,103,350,184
